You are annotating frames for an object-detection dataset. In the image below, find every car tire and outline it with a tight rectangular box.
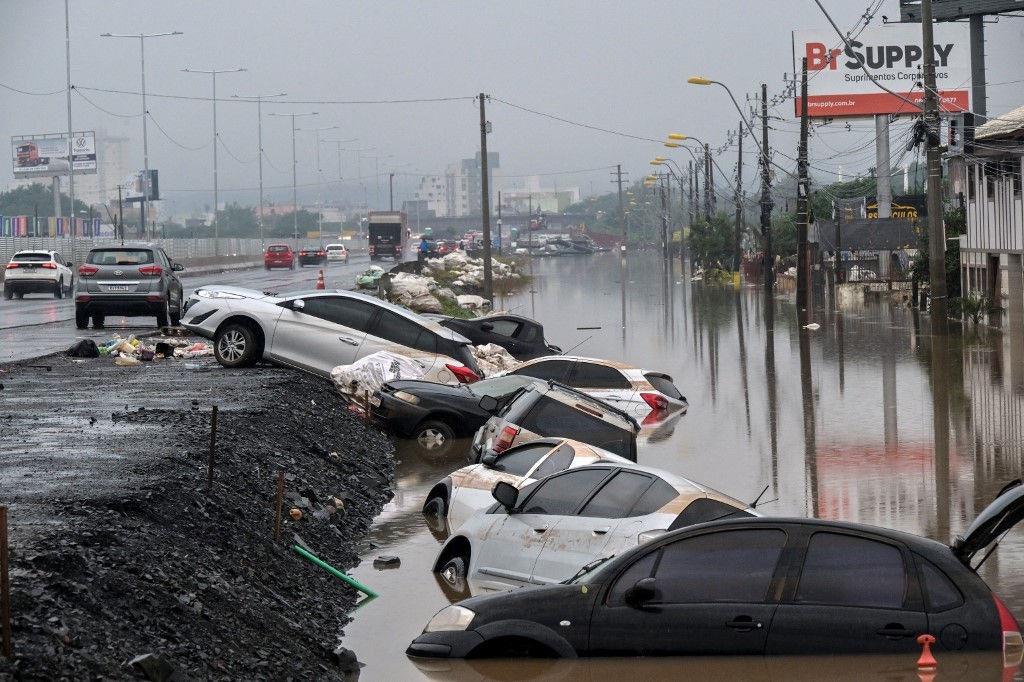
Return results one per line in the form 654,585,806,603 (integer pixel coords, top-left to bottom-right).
439,555,468,585
91,314,104,329
415,420,456,458
423,495,448,516
156,300,170,328
53,277,64,299
15,291,24,300
170,306,181,326
75,305,89,329
264,265,270,271
3,285,12,300
214,323,258,368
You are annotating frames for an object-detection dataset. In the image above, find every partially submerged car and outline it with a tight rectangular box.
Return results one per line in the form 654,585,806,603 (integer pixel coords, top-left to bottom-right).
432,313,561,361
411,481,1024,659
182,286,482,383
431,461,756,595
423,437,633,531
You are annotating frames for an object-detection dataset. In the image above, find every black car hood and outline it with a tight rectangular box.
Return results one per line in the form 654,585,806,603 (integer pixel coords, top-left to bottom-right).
952,479,1024,565
382,379,468,395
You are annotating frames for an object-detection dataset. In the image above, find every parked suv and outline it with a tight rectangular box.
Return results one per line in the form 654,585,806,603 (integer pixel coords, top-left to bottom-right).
470,380,640,463
73,243,185,329
3,250,74,299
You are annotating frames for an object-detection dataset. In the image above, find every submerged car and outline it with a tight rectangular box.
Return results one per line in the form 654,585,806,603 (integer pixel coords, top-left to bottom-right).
370,374,539,458
411,481,1024,659
423,437,633,531
182,286,482,383
73,243,185,329
431,462,755,595
432,313,562,361
497,355,686,419
3,249,74,299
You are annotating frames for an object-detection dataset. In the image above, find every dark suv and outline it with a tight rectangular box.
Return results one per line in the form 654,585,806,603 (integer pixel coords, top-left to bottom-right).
73,243,185,329
470,380,640,463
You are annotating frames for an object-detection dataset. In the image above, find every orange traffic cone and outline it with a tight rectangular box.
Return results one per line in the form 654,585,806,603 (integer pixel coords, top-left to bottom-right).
916,633,937,671
316,269,325,290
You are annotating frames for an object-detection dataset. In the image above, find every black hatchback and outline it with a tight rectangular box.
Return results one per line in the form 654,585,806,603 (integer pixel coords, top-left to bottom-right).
408,481,1024,660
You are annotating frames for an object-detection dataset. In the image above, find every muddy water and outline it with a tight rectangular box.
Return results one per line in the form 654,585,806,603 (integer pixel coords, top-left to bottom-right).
344,251,1024,680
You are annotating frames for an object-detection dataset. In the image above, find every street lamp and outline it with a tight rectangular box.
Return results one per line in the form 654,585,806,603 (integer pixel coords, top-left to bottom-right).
297,124,341,240
232,91,286,248
269,111,318,249
101,30,182,240
687,77,762,157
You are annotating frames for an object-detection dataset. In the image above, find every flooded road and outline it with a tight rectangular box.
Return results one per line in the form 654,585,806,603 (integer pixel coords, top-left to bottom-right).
344,250,1024,680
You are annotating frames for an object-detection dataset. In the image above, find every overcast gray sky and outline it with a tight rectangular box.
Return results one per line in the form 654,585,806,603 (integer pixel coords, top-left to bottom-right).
3,0,1022,215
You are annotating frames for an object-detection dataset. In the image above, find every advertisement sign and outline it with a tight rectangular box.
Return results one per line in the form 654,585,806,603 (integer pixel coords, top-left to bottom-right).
11,131,97,176
121,169,160,202
793,24,971,118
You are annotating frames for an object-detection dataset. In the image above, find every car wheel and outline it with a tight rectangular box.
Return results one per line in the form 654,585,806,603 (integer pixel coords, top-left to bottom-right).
423,495,448,516
14,291,24,300
91,314,104,329
214,323,258,368
265,265,270,271
156,300,170,328
415,420,456,458
3,285,12,300
439,555,468,586
170,306,181,326
75,305,89,329
53,277,64,299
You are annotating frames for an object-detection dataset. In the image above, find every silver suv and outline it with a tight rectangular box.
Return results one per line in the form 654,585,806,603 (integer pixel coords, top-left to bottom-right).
470,380,640,463
73,243,185,329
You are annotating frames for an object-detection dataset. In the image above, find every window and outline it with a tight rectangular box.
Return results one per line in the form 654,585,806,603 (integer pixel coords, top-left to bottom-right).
519,468,611,515
485,319,521,338
300,297,378,331
670,497,752,530
491,443,556,476
512,360,573,383
372,311,429,350
644,373,683,400
917,556,964,612
519,395,633,458
570,363,630,389
529,443,575,480
519,324,539,343
795,533,906,608
89,249,153,265
579,471,654,518
629,477,682,516
607,552,658,606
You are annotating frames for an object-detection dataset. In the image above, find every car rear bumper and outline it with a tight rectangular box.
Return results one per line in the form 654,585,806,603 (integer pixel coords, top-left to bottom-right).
5,278,59,293
74,295,167,315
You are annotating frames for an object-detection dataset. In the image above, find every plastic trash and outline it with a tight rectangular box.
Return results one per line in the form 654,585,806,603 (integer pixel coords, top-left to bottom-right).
114,355,142,366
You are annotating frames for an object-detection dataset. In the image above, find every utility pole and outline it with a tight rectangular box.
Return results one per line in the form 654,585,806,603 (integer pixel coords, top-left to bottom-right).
922,0,948,317
797,58,811,312
704,143,712,220
614,164,626,251
760,82,775,290
659,174,669,262
479,93,493,305
733,122,743,272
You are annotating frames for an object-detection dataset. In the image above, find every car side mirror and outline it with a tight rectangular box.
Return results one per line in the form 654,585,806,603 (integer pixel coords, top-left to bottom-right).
172,263,185,272
478,395,499,412
624,577,658,608
492,480,518,511
65,261,73,267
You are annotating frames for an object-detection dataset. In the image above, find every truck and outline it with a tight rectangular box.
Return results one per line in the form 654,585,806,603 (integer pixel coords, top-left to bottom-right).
367,211,407,262
15,142,46,168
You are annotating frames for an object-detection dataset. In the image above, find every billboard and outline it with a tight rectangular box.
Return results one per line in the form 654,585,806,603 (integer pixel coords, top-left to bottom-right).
11,131,97,177
793,24,971,118
121,169,160,202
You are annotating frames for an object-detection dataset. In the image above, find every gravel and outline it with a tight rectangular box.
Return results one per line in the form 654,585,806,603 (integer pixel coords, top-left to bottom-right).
0,347,395,681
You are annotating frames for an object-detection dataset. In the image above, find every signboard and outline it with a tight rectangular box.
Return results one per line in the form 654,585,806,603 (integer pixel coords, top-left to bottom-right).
121,169,159,202
11,131,97,177
793,24,971,118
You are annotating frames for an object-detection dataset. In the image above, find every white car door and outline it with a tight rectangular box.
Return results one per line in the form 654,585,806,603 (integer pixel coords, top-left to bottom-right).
268,296,376,374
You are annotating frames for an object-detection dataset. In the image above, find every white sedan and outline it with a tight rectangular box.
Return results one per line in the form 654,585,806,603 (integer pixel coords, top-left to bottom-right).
423,437,633,531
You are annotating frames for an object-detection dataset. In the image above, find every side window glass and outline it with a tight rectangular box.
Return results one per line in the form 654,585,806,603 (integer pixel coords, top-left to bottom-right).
301,298,377,331
795,532,906,608
372,311,426,349
917,556,964,612
512,360,572,383
628,477,680,517
607,551,659,606
572,364,630,389
579,471,654,519
519,468,610,515
670,497,751,530
487,319,521,338
654,529,786,603
519,325,539,343
492,444,553,476
529,443,576,480
520,395,632,458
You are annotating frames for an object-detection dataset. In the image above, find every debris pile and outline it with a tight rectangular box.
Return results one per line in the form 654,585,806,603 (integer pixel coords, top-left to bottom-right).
66,334,213,364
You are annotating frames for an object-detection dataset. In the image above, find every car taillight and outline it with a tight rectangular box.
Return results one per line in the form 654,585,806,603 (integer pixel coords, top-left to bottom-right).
138,265,163,277
78,264,99,277
5,263,20,269
396,245,403,253
369,246,376,254
447,363,480,384
493,426,518,454
994,594,1023,659
41,262,57,269
641,392,669,411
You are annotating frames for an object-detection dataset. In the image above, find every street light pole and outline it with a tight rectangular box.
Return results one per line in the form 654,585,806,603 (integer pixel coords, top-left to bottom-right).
269,111,318,250
183,65,246,256
101,30,182,241
232,92,286,248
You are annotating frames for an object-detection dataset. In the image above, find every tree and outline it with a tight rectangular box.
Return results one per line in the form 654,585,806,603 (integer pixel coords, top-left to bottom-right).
910,206,963,299
0,184,89,217
688,211,735,269
214,203,258,237
267,209,319,238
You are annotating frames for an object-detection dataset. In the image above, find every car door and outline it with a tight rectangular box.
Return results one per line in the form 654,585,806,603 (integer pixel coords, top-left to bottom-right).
765,530,929,655
268,295,377,374
472,467,612,587
587,528,787,655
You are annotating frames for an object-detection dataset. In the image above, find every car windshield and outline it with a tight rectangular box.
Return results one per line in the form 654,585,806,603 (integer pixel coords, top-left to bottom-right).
645,373,684,400
468,374,537,398
13,252,52,262
88,250,153,265
268,245,289,252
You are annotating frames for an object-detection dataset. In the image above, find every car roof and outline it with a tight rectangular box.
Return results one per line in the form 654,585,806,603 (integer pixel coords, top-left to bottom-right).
518,355,639,371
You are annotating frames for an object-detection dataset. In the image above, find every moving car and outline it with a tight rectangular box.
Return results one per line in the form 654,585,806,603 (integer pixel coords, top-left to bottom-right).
325,243,349,263
73,243,185,329
432,313,562,361
411,481,1024,659
497,356,686,418
297,246,327,267
431,462,756,595
264,243,295,270
3,249,74,299
470,380,640,463
423,437,633,530
370,374,539,458
181,286,482,384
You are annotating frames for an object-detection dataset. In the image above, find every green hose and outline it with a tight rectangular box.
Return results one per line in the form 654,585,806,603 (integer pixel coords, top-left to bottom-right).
293,545,379,598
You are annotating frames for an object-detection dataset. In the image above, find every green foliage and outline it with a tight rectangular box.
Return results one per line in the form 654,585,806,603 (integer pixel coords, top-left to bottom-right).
769,213,798,267
266,210,320,238
909,207,962,299
808,178,876,223
688,211,736,269
0,184,89,217
214,203,258,237
957,292,988,323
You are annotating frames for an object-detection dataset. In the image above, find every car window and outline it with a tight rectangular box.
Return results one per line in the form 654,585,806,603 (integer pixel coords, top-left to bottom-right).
578,471,655,519
628,477,681,516
669,497,752,530
485,319,521,338
268,245,289,253
572,363,631,390
794,532,906,608
299,297,378,331
88,249,153,265
519,395,633,458
644,373,684,400
605,552,659,606
519,468,611,515
512,360,573,383
468,375,535,398
519,324,539,343
529,442,576,480
916,555,964,611
491,443,556,476
372,311,432,351
13,252,51,262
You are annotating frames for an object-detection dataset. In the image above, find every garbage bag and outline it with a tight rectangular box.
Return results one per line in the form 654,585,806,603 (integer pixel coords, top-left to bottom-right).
331,351,428,401
67,339,100,358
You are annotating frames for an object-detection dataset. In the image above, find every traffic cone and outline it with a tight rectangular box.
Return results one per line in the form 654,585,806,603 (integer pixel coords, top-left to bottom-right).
316,269,325,290
916,633,937,671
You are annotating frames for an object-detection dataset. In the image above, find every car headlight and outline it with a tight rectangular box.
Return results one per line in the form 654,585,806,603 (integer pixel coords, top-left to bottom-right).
195,289,246,300
393,390,421,405
424,605,475,633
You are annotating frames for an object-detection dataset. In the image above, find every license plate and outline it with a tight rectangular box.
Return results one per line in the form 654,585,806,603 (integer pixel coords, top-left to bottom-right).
105,285,131,292
369,394,382,408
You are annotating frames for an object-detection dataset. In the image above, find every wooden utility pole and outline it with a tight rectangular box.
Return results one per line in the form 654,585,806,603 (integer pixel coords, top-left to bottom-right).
704,143,713,220
478,93,493,305
922,0,948,317
614,164,626,251
733,121,743,272
760,83,774,289
797,58,811,311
